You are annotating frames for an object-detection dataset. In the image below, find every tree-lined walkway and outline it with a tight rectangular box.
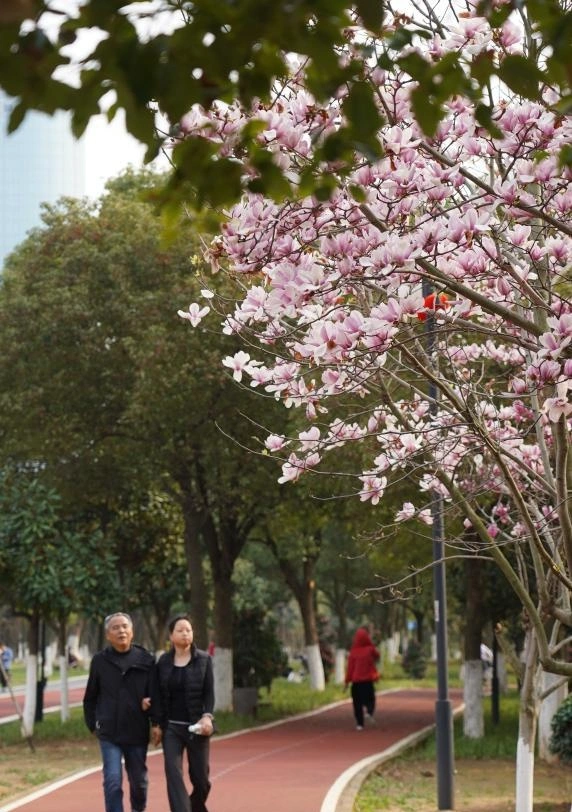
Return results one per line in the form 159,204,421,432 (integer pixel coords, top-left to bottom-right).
2,688,463,812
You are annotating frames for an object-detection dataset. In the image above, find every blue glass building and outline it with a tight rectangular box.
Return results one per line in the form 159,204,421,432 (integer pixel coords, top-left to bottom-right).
0,92,87,267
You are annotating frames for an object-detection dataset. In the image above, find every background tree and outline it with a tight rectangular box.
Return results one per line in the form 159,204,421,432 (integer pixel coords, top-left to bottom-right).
0,468,113,731
0,169,291,710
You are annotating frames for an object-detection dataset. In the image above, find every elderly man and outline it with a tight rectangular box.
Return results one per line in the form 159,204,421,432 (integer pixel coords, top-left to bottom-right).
83,613,160,812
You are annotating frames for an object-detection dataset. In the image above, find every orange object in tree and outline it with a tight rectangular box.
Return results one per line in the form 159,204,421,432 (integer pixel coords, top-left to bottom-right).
417,292,449,321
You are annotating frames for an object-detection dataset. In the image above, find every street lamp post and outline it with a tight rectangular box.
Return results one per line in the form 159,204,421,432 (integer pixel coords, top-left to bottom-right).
423,281,455,810
432,490,455,809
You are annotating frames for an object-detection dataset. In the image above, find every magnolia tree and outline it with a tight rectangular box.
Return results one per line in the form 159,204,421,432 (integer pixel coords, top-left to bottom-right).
176,1,571,807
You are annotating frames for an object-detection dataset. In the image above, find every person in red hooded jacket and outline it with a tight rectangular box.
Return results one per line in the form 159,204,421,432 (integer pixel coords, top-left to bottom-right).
345,626,380,730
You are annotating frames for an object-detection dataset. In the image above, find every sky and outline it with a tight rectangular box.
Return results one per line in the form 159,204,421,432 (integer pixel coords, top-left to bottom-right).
83,113,153,198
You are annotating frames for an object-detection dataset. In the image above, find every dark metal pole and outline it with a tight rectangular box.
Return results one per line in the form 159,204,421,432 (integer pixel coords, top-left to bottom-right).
35,618,46,723
491,634,500,725
423,281,455,810
432,492,455,809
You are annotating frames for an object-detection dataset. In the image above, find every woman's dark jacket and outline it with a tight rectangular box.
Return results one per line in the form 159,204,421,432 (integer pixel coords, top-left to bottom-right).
83,643,159,745
156,644,214,728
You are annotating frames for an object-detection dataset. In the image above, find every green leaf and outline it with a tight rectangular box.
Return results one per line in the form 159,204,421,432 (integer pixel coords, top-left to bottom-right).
498,55,543,100
343,81,383,140
410,87,442,137
552,94,572,116
398,51,430,80
348,184,367,202
474,104,502,139
247,164,292,200
321,131,352,162
558,144,572,169
354,0,385,32
471,52,496,86
197,159,244,207
7,101,26,133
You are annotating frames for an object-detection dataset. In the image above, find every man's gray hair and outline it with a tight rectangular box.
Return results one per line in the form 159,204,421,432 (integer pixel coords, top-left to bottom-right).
104,612,133,631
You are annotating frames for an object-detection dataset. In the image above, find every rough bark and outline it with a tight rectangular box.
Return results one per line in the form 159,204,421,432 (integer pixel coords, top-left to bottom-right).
22,613,39,738
538,671,568,763
273,552,325,691
463,554,486,739
213,647,233,713
515,631,539,812
180,489,209,648
463,661,484,738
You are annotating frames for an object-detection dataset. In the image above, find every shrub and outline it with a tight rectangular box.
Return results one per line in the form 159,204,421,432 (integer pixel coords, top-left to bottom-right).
402,638,427,679
232,607,288,690
549,695,572,764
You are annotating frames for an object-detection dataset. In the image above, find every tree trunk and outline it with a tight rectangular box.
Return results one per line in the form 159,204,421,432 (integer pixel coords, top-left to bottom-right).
538,671,567,763
463,661,484,738
22,613,39,738
57,616,69,722
463,553,486,739
305,642,325,690
213,647,233,713
180,490,209,648
515,630,539,812
300,577,325,691
212,569,235,711
268,542,326,691
296,562,325,690
412,607,425,645
334,649,346,685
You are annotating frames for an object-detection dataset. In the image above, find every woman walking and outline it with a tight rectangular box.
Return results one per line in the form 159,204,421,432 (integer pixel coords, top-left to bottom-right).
345,626,380,730
156,615,215,812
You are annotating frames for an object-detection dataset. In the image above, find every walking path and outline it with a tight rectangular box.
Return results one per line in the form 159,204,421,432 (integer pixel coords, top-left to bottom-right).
0,687,463,812
0,679,86,724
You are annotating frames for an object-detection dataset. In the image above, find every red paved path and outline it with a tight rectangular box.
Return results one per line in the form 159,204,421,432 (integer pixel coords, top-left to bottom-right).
0,684,86,721
1,688,463,812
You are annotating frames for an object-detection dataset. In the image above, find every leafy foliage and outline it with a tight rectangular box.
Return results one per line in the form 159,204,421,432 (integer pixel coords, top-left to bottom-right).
0,467,115,621
549,695,572,764
401,638,427,680
232,606,287,689
0,1,570,212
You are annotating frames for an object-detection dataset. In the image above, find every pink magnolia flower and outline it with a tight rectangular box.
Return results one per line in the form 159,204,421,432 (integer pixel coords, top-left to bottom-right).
222,351,251,382
278,454,305,484
298,427,321,451
395,502,416,521
526,359,562,384
543,382,572,422
177,303,211,327
265,434,287,452
358,474,387,506
418,509,433,526
447,207,490,243
499,20,522,50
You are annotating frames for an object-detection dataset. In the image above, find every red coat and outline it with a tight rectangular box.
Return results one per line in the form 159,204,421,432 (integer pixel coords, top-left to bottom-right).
345,627,380,685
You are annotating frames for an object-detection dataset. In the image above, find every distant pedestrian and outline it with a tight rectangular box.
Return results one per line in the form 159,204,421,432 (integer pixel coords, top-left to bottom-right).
345,626,380,730
0,642,14,691
83,612,160,812
481,642,493,693
156,614,215,812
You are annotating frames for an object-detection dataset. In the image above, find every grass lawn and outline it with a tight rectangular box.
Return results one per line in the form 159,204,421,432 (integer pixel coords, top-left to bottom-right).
355,690,571,811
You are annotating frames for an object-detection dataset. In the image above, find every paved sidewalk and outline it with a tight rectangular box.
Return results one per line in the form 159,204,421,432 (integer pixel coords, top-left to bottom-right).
0,682,86,724
1,688,463,812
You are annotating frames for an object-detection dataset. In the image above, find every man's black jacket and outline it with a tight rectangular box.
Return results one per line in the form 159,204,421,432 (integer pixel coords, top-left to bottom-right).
83,644,159,745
